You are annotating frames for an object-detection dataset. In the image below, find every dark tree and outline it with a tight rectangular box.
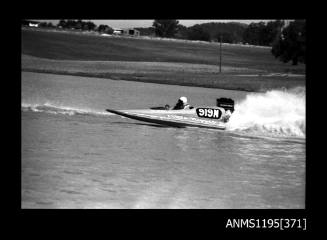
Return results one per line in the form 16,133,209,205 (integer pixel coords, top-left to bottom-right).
243,22,267,45
98,25,113,34
39,22,49,28
214,32,234,43
57,19,67,28
85,21,96,31
66,19,76,29
174,24,188,39
105,26,114,34
242,20,286,46
198,22,246,43
152,20,179,38
75,19,83,30
186,24,211,41
264,20,285,46
271,20,306,65
98,24,106,32
47,22,54,28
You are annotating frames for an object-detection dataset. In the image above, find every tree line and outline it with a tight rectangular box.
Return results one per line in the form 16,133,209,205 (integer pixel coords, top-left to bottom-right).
149,19,305,65
23,19,114,33
150,19,297,46
57,19,98,32
58,19,115,33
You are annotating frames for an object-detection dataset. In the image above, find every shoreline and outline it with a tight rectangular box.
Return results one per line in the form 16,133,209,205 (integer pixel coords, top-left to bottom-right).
21,68,305,93
22,54,305,93
22,69,255,92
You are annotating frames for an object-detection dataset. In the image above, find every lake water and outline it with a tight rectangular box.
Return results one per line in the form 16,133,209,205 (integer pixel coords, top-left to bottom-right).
21,71,305,209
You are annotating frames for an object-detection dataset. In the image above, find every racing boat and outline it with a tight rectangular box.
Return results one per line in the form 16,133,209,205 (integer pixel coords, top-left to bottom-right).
106,98,234,130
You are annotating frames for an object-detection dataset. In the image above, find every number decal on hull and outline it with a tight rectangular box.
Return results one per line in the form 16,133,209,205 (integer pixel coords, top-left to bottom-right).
196,108,222,119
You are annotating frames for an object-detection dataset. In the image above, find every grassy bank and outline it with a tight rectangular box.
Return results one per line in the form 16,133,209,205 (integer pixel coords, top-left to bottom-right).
21,28,305,92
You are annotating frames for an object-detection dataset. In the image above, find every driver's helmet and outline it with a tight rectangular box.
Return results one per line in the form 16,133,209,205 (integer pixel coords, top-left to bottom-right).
179,96,188,104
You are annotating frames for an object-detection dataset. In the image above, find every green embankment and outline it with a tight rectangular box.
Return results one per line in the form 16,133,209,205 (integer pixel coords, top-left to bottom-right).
21,28,305,92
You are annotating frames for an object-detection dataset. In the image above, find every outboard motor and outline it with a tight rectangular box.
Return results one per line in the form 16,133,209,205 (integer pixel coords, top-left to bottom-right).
216,98,235,113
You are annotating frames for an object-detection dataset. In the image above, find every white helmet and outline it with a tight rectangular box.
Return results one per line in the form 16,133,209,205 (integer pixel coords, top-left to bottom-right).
179,96,188,104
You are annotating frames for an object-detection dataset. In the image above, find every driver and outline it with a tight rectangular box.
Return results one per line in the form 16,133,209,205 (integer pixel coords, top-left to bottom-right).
173,96,193,110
